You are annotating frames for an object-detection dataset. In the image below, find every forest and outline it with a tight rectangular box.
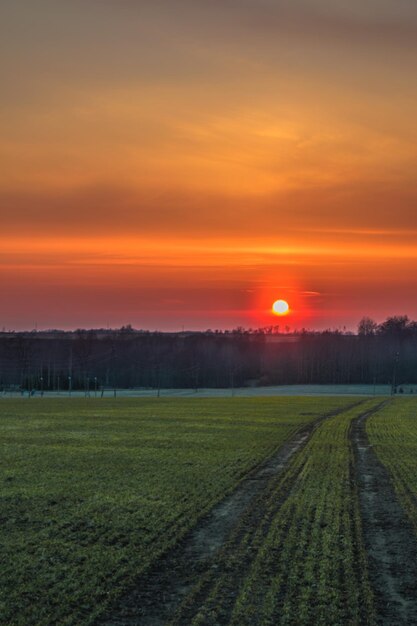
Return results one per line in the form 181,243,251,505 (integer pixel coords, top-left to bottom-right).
0,316,416,391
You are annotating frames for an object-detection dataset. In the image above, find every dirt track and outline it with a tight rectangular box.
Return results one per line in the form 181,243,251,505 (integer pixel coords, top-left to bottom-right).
98,401,363,625
352,404,417,625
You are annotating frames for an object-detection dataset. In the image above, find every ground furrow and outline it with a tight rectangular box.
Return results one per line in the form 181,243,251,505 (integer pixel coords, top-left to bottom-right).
97,400,364,625
352,402,417,625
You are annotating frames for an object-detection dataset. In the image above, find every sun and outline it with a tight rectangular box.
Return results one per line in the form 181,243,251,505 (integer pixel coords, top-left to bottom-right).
272,299,290,316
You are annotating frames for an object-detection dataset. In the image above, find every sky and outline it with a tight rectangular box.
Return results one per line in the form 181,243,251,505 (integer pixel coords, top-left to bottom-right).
1,0,417,331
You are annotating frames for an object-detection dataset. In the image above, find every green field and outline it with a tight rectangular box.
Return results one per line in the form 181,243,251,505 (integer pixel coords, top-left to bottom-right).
170,400,378,626
367,398,417,533
0,396,351,626
4,396,417,626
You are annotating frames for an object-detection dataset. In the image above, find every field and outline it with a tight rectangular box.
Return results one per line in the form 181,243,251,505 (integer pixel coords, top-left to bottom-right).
169,401,377,626
2,396,417,625
0,397,349,625
367,398,417,532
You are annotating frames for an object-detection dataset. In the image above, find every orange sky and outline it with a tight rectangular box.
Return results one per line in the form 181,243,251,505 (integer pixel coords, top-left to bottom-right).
1,0,417,330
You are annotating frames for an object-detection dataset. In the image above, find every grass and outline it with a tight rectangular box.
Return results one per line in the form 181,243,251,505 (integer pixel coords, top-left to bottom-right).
367,397,417,533
0,396,350,625
170,399,379,626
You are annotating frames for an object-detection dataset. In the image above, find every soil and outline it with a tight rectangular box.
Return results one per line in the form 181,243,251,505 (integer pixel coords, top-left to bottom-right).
352,402,417,625
97,401,363,626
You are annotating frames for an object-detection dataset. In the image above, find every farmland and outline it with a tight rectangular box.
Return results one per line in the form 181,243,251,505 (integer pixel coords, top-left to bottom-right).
1,396,349,626
367,397,417,532
168,400,379,626
2,396,417,625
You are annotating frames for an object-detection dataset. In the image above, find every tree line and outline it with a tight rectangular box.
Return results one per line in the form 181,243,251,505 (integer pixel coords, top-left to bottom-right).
0,316,416,391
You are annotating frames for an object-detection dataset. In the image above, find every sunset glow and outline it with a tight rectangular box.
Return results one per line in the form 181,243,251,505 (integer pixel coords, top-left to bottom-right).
1,1,417,330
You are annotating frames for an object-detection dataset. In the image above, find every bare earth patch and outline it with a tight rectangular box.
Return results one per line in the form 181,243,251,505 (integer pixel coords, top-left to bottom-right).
352,404,417,625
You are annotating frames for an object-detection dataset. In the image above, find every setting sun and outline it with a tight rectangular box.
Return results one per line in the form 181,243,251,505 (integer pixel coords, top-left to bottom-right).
272,299,290,316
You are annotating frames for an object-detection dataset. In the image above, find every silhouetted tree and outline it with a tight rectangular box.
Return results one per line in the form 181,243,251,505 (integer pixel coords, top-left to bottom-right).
358,317,377,336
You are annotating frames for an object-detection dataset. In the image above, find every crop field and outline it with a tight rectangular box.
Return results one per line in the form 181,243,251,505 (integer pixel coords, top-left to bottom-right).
367,398,417,536
0,396,349,626
2,396,417,626
168,400,378,626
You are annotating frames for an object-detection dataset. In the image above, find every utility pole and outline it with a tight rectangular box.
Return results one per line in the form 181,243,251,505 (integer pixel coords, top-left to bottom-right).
194,365,199,393
391,351,400,396
68,342,73,396
156,364,161,398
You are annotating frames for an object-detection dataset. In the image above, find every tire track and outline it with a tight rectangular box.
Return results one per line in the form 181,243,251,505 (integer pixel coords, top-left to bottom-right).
352,401,417,625
97,400,364,626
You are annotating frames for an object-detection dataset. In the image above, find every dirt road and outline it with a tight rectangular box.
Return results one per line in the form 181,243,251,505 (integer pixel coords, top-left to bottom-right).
98,401,363,625
352,404,417,625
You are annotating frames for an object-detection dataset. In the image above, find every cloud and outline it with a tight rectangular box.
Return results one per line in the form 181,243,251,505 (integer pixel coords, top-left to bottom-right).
109,0,417,50
233,1,417,49
1,180,417,241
